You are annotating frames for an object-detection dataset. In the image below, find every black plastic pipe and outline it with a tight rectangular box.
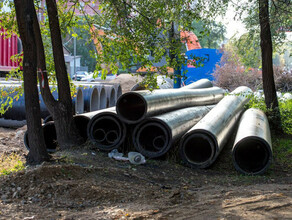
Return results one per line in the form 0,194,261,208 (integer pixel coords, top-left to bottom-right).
132,105,214,158
87,107,127,151
24,121,57,153
117,86,225,124
232,108,272,175
179,86,252,169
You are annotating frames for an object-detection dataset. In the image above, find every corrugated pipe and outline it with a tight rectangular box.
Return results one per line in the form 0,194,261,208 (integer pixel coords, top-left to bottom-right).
232,108,272,175
87,107,127,151
133,105,214,158
179,86,252,169
116,86,225,124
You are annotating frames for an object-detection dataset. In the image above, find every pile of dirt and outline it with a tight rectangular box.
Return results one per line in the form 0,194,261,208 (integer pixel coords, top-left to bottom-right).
0,129,292,219
0,149,291,219
109,74,143,93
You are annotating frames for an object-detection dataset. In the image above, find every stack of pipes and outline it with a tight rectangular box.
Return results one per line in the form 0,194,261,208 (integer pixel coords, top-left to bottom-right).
22,78,273,175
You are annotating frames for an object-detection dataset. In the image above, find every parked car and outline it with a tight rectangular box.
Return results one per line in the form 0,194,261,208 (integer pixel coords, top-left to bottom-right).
72,71,88,81
80,72,117,82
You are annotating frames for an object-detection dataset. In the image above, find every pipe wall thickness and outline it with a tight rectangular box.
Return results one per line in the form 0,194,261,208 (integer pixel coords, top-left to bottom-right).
133,105,214,158
117,86,225,124
232,108,272,175
179,86,252,169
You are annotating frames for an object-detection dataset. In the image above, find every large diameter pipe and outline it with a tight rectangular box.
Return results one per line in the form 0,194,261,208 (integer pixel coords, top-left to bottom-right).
82,85,99,112
87,107,127,151
104,84,116,108
133,105,214,158
0,85,57,120
232,108,272,175
179,86,252,169
24,121,57,153
72,86,84,114
117,87,225,124
181,79,213,89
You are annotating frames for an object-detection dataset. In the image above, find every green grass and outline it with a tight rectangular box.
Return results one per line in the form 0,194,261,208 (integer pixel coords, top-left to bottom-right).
273,137,292,170
0,153,25,176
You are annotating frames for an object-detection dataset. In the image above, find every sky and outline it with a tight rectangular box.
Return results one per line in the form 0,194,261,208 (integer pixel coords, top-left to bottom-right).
216,3,247,39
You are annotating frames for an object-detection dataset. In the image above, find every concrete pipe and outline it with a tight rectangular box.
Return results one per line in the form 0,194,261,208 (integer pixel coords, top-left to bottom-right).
87,107,127,151
82,85,100,112
116,84,122,101
179,86,252,169
117,87,225,124
133,105,214,158
232,108,272,175
99,86,107,109
103,84,116,108
72,87,84,114
24,121,57,153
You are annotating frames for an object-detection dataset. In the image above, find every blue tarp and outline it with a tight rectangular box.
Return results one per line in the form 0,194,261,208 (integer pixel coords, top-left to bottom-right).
182,48,222,85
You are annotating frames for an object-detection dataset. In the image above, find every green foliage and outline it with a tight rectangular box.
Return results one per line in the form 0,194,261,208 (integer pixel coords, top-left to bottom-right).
83,0,228,85
247,95,292,135
228,33,262,68
191,20,226,49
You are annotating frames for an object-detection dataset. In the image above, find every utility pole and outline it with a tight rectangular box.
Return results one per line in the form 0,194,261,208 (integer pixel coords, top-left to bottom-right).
73,36,76,79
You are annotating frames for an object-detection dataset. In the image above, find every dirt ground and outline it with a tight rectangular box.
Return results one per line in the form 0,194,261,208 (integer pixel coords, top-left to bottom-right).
0,127,292,220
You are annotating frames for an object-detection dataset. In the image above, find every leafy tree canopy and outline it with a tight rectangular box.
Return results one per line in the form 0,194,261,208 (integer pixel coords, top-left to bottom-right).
191,20,226,49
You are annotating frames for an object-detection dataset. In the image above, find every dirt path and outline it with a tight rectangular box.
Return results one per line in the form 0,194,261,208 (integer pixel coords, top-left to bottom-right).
0,128,291,219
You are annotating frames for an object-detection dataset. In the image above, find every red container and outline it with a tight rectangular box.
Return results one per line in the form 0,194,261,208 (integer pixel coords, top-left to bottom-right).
0,27,20,72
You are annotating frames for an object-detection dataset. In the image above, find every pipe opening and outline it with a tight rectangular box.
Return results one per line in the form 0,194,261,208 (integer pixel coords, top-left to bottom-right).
183,134,214,165
76,89,84,114
93,129,106,142
234,139,270,174
91,116,121,146
117,93,146,122
91,88,99,111
136,123,168,153
109,89,116,107
106,130,118,144
117,85,122,99
153,136,166,150
73,115,90,141
43,122,57,152
100,88,107,109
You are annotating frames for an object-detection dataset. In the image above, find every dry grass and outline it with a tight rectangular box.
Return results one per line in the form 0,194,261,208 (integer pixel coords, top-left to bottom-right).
0,153,25,176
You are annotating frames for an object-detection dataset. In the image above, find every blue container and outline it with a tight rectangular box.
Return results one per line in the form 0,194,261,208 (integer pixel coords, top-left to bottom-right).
182,49,222,85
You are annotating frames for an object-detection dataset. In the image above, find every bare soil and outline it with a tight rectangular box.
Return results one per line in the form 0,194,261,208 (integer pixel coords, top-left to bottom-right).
0,127,291,220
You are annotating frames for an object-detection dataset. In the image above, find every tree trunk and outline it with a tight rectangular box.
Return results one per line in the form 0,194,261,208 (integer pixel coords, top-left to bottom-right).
14,0,49,164
258,0,282,132
44,0,84,147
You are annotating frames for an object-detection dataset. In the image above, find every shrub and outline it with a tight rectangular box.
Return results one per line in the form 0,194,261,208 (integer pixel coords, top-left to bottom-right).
247,95,292,135
213,51,262,91
213,51,292,93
